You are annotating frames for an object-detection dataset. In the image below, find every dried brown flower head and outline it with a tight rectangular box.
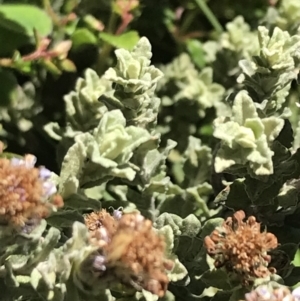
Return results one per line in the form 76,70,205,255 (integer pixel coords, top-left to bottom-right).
85,210,174,297
204,210,278,284
0,155,63,227
85,209,117,236
84,209,119,248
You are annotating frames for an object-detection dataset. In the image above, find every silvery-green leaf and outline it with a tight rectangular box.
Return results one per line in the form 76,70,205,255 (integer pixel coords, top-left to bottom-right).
44,69,110,143
220,16,259,58
64,69,109,132
155,213,201,238
186,184,212,218
157,225,188,282
258,26,300,70
93,110,152,162
200,218,224,240
232,90,258,124
214,146,244,173
180,214,202,237
168,257,189,283
238,59,257,78
174,67,225,117
293,120,300,152
214,122,246,148
237,24,300,114
56,222,98,289
262,117,285,142
139,289,159,301
44,122,64,141
247,136,274,175
131,138,176,187
102,37,163,131
214,90,284,175
30,253,68,301
0,81,40,134
59,109,155,195
182,136,212,186
155,213,183,236
15,227,60,273
59,133,87,197
270,0,300,33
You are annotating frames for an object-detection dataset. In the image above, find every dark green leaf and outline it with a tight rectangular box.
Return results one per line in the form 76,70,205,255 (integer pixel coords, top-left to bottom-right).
0,27,29,55
283,266,300,286
211,291,233,301
277,244,299,261
229,288,249,301
268,225,300,244
225,179,251,210
244,176,280,206
0,5,52,37
64,193,101,211
71,28,97,51
276,119,293,148
46,210,84,229
0,70,18,106
200,269,232,290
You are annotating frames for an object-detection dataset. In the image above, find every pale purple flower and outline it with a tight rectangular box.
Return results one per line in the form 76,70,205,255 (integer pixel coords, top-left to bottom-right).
292,286,300,301
113,209,123,220
39,167,52,180
93,255,106,271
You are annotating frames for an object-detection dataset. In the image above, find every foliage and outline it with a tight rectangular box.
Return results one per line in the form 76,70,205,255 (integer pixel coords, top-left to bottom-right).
2,0,300,301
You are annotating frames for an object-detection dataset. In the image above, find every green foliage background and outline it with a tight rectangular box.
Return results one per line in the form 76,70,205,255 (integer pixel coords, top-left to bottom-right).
2,0,300,300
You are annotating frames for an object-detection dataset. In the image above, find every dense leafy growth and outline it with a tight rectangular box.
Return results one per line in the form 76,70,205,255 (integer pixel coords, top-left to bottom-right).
1,1,300,301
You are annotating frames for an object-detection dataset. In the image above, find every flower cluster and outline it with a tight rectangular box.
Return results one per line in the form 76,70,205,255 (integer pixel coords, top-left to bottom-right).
84,209,119,246
84,209,174,297
245,285,300,301
0,154,63,227
204,210,278,284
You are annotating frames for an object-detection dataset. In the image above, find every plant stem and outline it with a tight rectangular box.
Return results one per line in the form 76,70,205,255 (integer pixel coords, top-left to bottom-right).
180,10,197,35
42,0,60,27
194,0,223,34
